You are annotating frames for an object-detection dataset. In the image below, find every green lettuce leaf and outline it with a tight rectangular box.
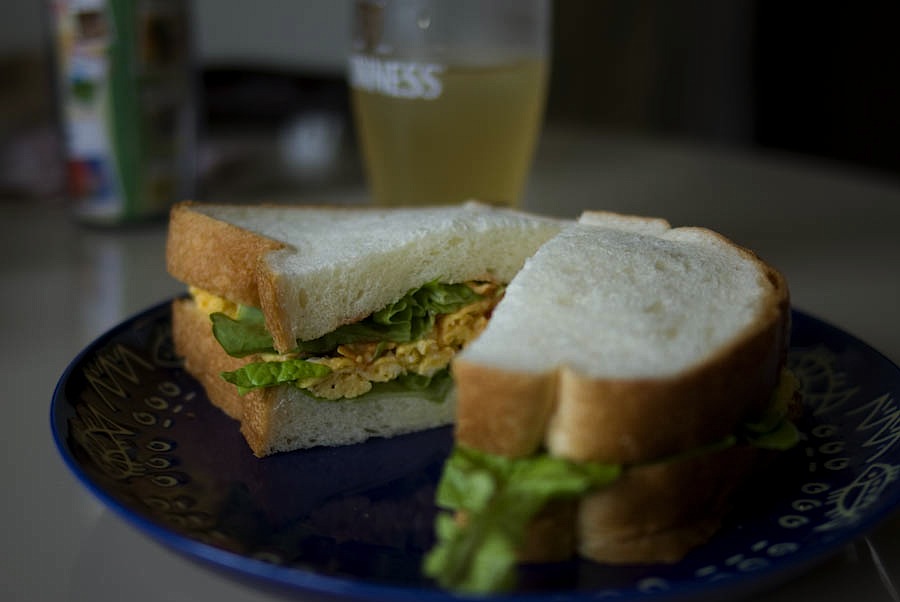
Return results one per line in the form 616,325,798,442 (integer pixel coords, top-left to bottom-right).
423,446,621,594
744,418,800,450
210,280,485,358
210,306,277,357
741,370,801,451
221,359,332,395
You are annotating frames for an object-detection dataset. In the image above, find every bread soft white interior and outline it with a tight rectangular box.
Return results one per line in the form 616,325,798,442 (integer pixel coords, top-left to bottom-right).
459,217,776,378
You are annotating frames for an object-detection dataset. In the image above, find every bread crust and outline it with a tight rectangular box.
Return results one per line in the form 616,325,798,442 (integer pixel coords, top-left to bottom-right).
576,444,761,564
509,444,766,566
517,499,577,563
166,201,287,308
172,297,276,453
452,360,558,458
257,265,300,354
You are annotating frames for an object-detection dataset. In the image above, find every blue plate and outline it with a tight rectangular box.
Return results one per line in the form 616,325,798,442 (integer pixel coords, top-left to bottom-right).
51,301,900,601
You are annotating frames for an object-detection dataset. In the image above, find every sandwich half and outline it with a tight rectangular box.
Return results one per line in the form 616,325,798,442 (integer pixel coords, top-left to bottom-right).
165,201,563,456
424,212,799,593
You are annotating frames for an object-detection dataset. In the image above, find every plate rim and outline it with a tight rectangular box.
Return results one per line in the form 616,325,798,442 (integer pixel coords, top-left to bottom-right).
50,300,900,602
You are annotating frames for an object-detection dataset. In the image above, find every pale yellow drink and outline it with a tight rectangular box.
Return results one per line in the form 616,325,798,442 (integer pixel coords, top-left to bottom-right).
350,59,548,206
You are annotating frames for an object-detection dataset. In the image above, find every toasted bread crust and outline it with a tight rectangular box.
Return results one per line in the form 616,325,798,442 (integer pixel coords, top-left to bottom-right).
172,296,247,421
576,444,761,564
166,201,287,308
511,444,765,566
172,297,276,453
517,500,578,563
257,266,298,354
452,361,558,457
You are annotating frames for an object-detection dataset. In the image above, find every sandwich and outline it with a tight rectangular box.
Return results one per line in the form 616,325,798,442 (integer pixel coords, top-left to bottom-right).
165,201,563,457
423,212,800,593
166,201,799,591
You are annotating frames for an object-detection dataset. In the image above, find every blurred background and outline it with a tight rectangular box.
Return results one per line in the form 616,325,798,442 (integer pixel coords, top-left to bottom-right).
2,0,900,205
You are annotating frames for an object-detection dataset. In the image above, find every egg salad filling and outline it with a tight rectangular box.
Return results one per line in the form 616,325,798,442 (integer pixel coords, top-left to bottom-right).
191,281,503,400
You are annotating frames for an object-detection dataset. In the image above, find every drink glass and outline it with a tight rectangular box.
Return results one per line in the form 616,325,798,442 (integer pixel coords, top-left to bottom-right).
348,0,551,206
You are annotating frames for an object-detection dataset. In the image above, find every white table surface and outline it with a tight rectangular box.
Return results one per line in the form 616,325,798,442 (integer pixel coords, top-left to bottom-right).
4,127,899,601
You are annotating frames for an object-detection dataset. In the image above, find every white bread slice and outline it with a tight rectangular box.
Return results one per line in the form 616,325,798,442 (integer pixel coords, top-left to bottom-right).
575,442,761,564
451,212,790,564
167,201,564,353
454,213,789,464
172,297,458,456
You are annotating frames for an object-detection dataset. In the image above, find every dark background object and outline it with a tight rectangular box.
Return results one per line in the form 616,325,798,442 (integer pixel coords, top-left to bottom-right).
752,1,900,175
